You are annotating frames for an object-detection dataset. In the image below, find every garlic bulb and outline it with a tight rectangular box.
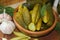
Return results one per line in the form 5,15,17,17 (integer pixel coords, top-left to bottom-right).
3,13,12,21
0,13,12,21
0,14,4,23
0,20,15,34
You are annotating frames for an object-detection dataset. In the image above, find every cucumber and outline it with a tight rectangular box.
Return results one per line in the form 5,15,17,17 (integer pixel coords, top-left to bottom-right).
22,6,31,25
42,11,49,23
28,23,36,31
31,4,39,24
46,3,54,26
13,31,29,37
10,37,23,40
36,18,42,31
41,4,49,23
35,5,41,24
15,12,27,29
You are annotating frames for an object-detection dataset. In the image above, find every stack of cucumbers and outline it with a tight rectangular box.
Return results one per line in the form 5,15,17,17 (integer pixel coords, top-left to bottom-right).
15,3,54,32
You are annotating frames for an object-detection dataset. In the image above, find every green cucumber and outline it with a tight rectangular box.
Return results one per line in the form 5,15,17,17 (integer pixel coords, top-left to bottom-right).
22,6,31,25
15,12,27,29
46,3,54,26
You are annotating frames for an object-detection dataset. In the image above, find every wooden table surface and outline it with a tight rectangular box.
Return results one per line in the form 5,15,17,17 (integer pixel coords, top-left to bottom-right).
0,29,60,40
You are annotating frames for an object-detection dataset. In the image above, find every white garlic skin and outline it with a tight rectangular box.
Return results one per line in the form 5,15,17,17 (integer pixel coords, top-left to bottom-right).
0,14,4,23
0,20,15,34
0,13,12,21
4,14,12,21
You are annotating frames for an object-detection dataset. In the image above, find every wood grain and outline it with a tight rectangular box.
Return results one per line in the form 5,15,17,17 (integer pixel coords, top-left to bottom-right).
0,0,25,5
0,31,4,38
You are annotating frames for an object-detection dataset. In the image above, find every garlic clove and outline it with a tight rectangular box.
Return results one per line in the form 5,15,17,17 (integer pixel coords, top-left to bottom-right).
4,13,12,21
0,14,4,19
0,19,3,23
0,14,4,23
0,13,12,21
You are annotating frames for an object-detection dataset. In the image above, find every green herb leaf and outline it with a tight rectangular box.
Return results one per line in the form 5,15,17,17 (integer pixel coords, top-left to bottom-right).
55,22,60,33
0,5,4,14
5,7,14,17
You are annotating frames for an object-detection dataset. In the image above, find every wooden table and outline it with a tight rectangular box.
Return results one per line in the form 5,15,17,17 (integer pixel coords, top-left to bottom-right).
0,28,60,40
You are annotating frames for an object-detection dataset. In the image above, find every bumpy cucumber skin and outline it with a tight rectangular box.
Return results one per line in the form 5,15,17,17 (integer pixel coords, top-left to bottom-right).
22,6,31,25
46,3,54,26
15,12,27,29
36,18,42,31
41,5,49,23
31,4,39,24
35,5,41,24
43,11,49,23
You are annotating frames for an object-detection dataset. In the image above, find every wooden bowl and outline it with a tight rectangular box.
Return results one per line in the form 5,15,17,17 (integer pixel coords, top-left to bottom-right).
13,7,58,37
